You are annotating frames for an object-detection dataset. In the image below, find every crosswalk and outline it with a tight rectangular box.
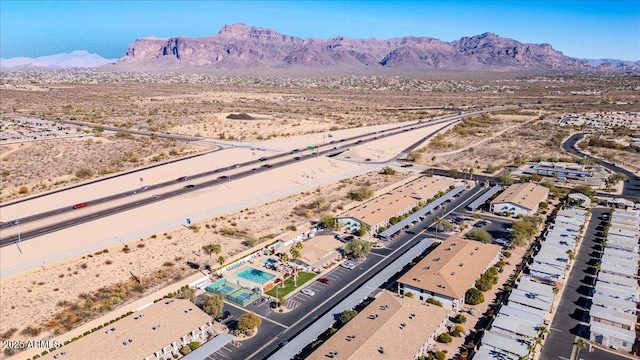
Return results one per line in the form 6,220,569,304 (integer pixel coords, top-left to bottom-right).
285,298,300,310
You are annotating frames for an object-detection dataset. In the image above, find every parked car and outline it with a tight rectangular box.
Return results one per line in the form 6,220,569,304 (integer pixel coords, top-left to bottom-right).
215,311,231,322
301,288,316,296
343,235,355,242
341,262,356,269
317,278,330,284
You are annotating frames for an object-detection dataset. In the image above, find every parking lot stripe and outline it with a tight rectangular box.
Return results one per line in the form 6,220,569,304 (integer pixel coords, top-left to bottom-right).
223,300,288,329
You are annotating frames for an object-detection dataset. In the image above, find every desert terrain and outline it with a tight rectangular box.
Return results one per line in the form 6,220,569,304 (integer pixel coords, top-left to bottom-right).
1,69,639,359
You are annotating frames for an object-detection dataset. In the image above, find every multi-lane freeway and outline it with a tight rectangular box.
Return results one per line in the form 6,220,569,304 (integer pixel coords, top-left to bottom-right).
0,109,496,247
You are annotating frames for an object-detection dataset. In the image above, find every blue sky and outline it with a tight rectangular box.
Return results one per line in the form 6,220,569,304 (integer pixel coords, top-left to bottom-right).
1,0,639,61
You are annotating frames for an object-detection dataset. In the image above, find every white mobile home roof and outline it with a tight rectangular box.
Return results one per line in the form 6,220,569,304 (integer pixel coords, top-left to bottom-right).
592,293,636,313
481,330,530,357
602,248,639,262
557,208,588,218
598,271,638,288
503,302,548,320
600,261,636,278
498,304,545,326
516,277,555,300
590,306,637,327
594,281,639,302
608,226,640,239
508,291,551,312
474,346,519,360
589,321,637,344
528,262,565,279
491,314,538,339
535,247,569,265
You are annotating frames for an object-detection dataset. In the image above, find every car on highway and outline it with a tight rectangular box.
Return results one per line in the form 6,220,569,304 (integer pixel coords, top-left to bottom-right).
184,184,195,188
218,175,228,179
176,176,188,182
139,185,149,191
231,164,240,168
356,140,362,144
400,164,414,168
290,149,299,154
294,156,301,161
300,288,316,296
73,202,88,209
262,164,273,168
215,311,231,323
151,194,160,199
259,157,268,161
317,278,330,284
214,168,224,173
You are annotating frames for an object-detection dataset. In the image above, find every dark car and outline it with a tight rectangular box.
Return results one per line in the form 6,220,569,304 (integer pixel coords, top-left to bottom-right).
400,164,414,168
317,278,330,284
290,149,299,154
184,184,195,189
215,311,231,322
294,156,301,161
218,175,229,179
259,157,268,161
262,164,273,168
356,140,362,144
177,176,188,182
231,164,240,168
343,235,355,242
214,168,224,173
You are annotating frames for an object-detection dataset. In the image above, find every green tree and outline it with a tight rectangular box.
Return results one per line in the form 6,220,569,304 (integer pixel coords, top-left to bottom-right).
217,255,226,267
454,314,467,324
176,285,196,302
574,338,587,360
380,166,397,175
475,277,493,291
437,333,452,343
203,243,222,263
465,288,485,305
202,294,224,318
539,201,549,210
238,312,262,331
511,219,537,247
348,186,374,201
344,239,371,259
465,228,492,243
573,185,595,197
608,172,628,183
339,309,358,325
354,222,370,236
496,174,514,186
319,213,337,229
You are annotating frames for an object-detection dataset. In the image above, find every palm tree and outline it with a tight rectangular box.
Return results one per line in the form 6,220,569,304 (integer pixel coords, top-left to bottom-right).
566,249,575,264
290,242,303,286
574,338,587,360
551,287,559,313
434,216,443,241
217,255,226,267
203,243,222,264
536,325,549,340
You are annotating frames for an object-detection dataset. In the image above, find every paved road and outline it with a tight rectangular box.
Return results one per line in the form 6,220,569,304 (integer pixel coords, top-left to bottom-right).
539,207,626,360
200,185,484,360
562,133,640,201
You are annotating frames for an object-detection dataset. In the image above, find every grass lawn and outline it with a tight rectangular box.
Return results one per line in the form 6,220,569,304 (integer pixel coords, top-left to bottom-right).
266,271,316,298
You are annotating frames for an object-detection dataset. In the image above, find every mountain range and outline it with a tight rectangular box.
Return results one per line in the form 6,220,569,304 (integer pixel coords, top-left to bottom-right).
2,25,639,72
113,24,639,72
0,50,116,69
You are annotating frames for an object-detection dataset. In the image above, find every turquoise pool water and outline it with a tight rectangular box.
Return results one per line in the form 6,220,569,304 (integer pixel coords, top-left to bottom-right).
236,267,276,284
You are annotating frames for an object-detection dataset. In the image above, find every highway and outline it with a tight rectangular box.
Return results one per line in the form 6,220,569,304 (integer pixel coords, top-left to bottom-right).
0,111,485,245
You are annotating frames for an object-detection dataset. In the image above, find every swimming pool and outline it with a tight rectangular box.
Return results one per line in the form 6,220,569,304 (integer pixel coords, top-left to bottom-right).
236,267,276,284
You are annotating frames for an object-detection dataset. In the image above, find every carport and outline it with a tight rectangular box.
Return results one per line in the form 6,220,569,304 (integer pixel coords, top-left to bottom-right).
184,333,235,359
379,186,466,239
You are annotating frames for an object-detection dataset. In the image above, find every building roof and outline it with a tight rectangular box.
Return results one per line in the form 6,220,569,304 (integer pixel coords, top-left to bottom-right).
398,237,502,299
297,234,344,268
307,291,450,360
590,306,636,327
498,304,545,326
474,346,519,360
491,314,538,339
481,330,530,357
592,293,637,313
490,183,549,211
590,321,637,343
41,299,212,360
508,291,551,312
337,176,454,228
597,271,638,288
405,176,455,200
338,190,418,227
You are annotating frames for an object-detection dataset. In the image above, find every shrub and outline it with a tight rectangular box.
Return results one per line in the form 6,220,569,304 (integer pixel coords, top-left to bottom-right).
434,351,446,360
437,332,452,343
404,291,414,298
454,314,467,324
179,346,192,356
503,251,512,258
339,309,358,325
426,297,443,307
465,288,485,305
455,325,465,333
238,312,262,331
188,341,200,350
